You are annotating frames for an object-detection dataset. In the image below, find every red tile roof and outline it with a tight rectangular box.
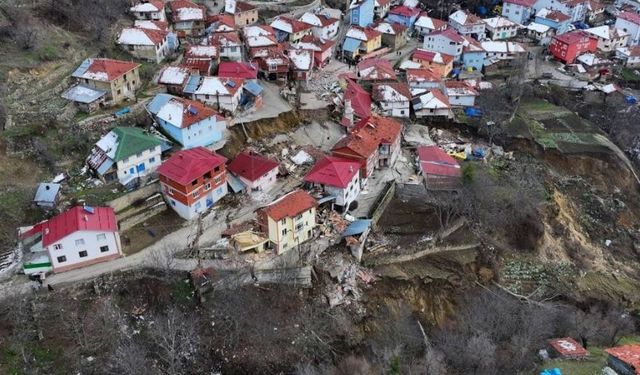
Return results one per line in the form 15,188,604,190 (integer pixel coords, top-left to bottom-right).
273,16,313,33
318,14,339,27
227,151,279,182
260,189,317,221
542,10,571,22
136,20,169,31
208,31,242,46
207,14,236,29
357,58,397,80
235,1,256,12
548,338,589,359
158,147,227,185
168,0,206,21
184,45,218,59
299,35,336,51
503,0,536,6
389,5,421,17
372,82,412,101
333,116,402,158
426,27,464,43
412,49,455,65
605,344,640,374
619,11,640,25
406,68,442,82
304,156,360,188
218,61,258,79
23,206,118,246
417,145,461,177
344,79,372,119
553,30,594,44
164,96,225,128
84,59,140,82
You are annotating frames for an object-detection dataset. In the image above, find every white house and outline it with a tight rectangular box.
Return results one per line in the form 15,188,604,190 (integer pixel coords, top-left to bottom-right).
615,11,640,46
584,26,629,52
445,81,478,107
193,77,244,113
207,32,244,61
481,40,527,64
483,16,519,40
526,22,553,44
423,28,465,61
372,82,411,117
616,46,640,67
304,156,361,212
117,27,172,63
87,127,162,187
411,89,452,119
502,0,536,24
414,14,447,37
406,68,443,90
227,151,280,192
130,0,166,21
448,10,486,40
299,12,339,39
532,0,588,23
20,206,122,274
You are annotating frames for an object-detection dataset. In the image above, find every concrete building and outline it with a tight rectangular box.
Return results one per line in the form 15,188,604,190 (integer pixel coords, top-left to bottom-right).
70,58,141,106
304,156,361,212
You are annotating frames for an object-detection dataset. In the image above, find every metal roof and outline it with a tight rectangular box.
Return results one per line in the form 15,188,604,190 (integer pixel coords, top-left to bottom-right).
33,183,61,205
61,84,107,104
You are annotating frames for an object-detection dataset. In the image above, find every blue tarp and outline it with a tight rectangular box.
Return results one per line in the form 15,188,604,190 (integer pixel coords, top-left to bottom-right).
343,37,361,53
244,81,264,96
342,219,372,237
464,107,483,118
540,368,562,375
625,95,637,105
572,22,588,29
114,107,130,117
33,183,60,205
452,68,461,76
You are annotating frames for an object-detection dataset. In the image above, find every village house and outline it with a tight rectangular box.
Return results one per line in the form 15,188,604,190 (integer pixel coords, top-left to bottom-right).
134,20,179,50
534,8,572,34
423,28,465,61
288,49,314,81
483,16,519,40
218,61,258,80
349,0,375,27
386,5,421,29
130,0,166,21
445,81,478,106
167,0,206,37
157,65,190,94
67,58,141,108
547,338,589,360
158,147,228,220
20,206,122,274
481,40,528,65
304,156,361,212
374,0,391,19
532,0,589,23
356,57,397,81
416,145,461,189
448,9,486,40
87,127,162,188
584,25,629,53
342,78,372,127
33,183,61,209
414,13,447,38
224,0,258,27
293,35,336,68
257,189,317,254
502,0,537,24
207,14,236,34
411,89,453,119
184,45,219,75
342,26,382,60
270,16,313,42
604,344,640,375
299,12,340,39
586,0,605,23
331,116,402,184
117,27,172,63
147,93,226,149
243,25,279,58
372,82,411,117
462,35,486,71
410,49,455,77
207,31,243,61
616,46,640,66
374,21,408,50
406,68,443,90
526,22,554,44
193,76,244,113
251,51,290,80
549,30,597,63
227,150,280,192
615,11,640,46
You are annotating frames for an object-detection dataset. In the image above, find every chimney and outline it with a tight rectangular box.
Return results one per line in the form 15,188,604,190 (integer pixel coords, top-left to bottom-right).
343,99,354,128
349,165,354,173
84,215,89,222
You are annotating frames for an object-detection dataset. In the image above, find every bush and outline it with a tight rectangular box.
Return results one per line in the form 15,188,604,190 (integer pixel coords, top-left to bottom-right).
37,44,59,62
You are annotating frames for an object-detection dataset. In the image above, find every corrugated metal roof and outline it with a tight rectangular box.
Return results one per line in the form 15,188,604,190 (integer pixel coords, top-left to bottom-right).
183,74,202,95
62,85,107,104
342,219,372,237
343,37,361,52
244,81,264,96
227,173,246,193
33,183,61,205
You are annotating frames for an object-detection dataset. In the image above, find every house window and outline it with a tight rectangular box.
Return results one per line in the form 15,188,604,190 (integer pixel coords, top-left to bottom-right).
75,239,85,246
137,152,143,158
149,157,156,163
79,250,88,258
192,190,200,198
117,89,121,95
192,179,198,186
295,213,303,221
100,245,109,253
96,234,107,241
204,171,212,179
281,219,286,225
57,256,67,263
128,45,135,51
282,228,288,236
204,183,211,190
214,166,220,172
53,244,63,250
214,176,222,184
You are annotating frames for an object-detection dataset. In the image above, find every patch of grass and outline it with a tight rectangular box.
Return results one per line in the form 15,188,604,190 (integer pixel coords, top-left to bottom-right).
620,67,640,82
37,45,59,62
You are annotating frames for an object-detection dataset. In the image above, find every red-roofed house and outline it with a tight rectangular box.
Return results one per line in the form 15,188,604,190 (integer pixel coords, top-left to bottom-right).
416,145,461,190
257,189,317,254
423,28,465,61
117,27,172,63
406,68,443,90
167,0,206,37
372,82,411,117
19,206,122,274
411,49,454,77
70,58,141,106
192,76,244,113
331,116,402,182
227,150,280,192
616,11,640,46
270,16,313,42
207,31,243,61
448,9,486,40
548,338,589,360
386,5,421,28
357,57,397,81
158,147,228,219
445,81,479,106
293,35,336,68
184,45,219,75
605,344,640,375
415,13,447,37
225,0,258,27
549,30,597,63
374,21,408,50
412,89,452,119
299,12,340,39
343,79,372,127
304,156,361,211
206,14,236,33
130,0,166,22
218,61,258,79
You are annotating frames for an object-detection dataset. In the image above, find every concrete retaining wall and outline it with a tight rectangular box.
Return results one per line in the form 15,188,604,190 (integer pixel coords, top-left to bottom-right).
118,202,167,231
368,181,396,229
108,182,160,213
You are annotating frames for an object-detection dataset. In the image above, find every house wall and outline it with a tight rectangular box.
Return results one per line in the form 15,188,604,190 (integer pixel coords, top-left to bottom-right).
164,183,227,219
502,2,532,24
449,20,486,39
487,25,518,40
379,100,410,117
415,107,452,118
533,0,586,23
423,35,463,60
291,28,313,43
133,10,166,22
120,39,170,64
160,167,228,220
549,36,596,63
174,20,205,36
411,58,453,77
313,23,339,39
194,89,242,112
265,207,316,254
448,94,476,107
386,14,416,28
462,51,486,71
593,35,629,52
615,18,640,46
364,36,382,52
350,0,375,27
320,171,361,208
236,166,278,192
115,145,162,185
534,16,570,34
408,80,443,90
235,9,259,26
158,116,225,149
46,230,122,273
219,44,243,60
375,2,390,19
79,67,141,105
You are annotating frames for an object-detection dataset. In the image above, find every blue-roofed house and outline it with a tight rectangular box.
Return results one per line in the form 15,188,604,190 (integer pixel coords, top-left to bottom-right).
349,0,375,27
147,94,227,150
241,80,264,109
33,183,61,209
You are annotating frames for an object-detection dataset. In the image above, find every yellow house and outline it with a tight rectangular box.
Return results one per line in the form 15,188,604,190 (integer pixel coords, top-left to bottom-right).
228,1,259,27
411,49,454,78
257,189,317,254
344,26,382,60
71,58,142,105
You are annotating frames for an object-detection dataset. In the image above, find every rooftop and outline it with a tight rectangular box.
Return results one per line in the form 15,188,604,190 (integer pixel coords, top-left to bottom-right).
227,151,280,182
304,156,360,188
72,58,140,82
260,189,317,221
158,147,227,185
605,344,640,374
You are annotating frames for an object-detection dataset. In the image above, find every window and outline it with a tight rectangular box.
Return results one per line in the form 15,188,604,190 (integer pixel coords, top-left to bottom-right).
214,176,222,184
137,152,143,158
57,256,67,263
75,239,85,246
281,219,286,225
53,244,63,250
281,228,288,236
100,246,109,253
192,190,200,198
192,179,198,186
214,166,220,172
96,234,106,241
295,213,303,221
117,89,121,95
204,171,212,179
149,157,156,163
128,45,135,51
79,250,88,258
204,183,211,190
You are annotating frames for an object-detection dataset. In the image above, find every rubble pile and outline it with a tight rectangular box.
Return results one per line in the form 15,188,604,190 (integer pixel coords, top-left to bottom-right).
321,253,377,308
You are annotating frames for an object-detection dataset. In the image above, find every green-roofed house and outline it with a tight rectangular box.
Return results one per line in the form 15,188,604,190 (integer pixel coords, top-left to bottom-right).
87,126,163,188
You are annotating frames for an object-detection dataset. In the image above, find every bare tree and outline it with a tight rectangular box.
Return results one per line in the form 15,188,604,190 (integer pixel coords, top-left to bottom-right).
146,245,177,273
148,306,199,375
108,338,153,375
